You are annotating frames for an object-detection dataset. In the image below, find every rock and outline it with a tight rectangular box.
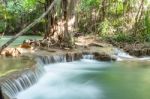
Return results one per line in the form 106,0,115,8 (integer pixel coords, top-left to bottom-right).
19,43,33,49
126,48,150,57
122,43,150,57
93,52,116,61
1,48,21,57
88,42,104,47
73,53,82,61
2,93,9,99
65,53,82,62
0,86,4,99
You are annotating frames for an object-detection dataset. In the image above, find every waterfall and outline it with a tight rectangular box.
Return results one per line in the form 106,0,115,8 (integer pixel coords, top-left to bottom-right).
114,48,134,58
37,52,116,65
114,48,150,61
37,53,83,64
37,52,101,65
1,60,45,98
0,52,116,98
82,52,94,59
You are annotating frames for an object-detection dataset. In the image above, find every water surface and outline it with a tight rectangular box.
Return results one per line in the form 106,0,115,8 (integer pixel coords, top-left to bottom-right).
17,59,150,99
0,36,42,47
0,57,35,77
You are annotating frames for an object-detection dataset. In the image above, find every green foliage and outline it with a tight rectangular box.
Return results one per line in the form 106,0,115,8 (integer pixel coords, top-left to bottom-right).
21,0,37,12
0,0,42,34
6,0,37,15
110,1,123,15
78,0,150,43
0,21,5,32
80,0,100,10
98,19,111,37
0,0,150,43
143,11,150,42
113,33,134,42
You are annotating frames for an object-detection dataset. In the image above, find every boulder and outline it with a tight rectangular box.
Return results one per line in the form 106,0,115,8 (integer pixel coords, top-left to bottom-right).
0,48,21,57
93,52,116,61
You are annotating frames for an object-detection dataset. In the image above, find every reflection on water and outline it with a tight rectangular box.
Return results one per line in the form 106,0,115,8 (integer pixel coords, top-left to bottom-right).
0,57,35,77
17,59,150,99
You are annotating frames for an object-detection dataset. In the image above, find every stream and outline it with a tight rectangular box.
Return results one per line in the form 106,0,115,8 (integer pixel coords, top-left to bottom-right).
0,36,150,99
17,57,150,99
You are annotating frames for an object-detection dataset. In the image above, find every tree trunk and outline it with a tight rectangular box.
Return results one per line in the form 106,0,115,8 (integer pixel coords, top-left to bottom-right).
0,0,58,53
61,0,72,47
133,0,144,35
101,0,107,21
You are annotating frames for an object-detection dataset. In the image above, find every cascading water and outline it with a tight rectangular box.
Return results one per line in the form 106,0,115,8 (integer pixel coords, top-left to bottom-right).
114,48,150,61
17,59,108,99
16,55,150,99
37,52,95,65
114,48,134,60
1,51,149,99
0,53,94,98
82,53,94,59
1,59,45,98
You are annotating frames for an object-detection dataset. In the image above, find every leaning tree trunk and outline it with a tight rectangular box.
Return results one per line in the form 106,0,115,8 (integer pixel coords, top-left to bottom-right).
0,0,58,53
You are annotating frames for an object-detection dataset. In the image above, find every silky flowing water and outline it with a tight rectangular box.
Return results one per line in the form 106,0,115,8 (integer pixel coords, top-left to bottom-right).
16,58,150,99
0,36,150,99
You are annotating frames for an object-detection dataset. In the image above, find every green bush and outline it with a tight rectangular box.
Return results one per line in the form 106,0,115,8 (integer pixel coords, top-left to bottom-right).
98,19,111,37
143,11,150,42
113,32,134,42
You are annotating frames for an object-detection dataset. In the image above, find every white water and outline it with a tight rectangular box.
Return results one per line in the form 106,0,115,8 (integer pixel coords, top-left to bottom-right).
114,48,150,61
17,59,109,99
1,59,45,98
6,50,149,99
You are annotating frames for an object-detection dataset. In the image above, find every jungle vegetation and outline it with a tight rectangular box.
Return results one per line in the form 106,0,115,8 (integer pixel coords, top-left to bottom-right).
0,0,150,47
